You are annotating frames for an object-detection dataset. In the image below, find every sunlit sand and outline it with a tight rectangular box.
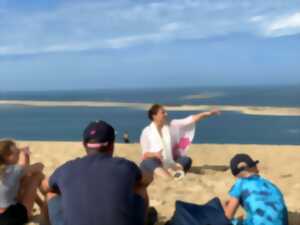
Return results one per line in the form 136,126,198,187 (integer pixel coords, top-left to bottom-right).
17,141,300,225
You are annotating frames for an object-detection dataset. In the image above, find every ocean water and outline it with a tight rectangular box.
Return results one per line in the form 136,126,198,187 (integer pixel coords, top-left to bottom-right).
0,86,299,144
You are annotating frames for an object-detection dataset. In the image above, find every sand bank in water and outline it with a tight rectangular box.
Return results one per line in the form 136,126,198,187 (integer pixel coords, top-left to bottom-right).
1,100,300,116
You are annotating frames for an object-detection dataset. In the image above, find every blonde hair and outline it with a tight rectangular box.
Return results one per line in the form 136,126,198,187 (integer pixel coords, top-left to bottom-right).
0,139,16,178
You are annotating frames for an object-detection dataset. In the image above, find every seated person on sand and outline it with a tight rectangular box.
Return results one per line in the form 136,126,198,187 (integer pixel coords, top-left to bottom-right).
42,120,153,225
123,131,130,143
140,104,220,179
0,140,45,225
224,153,288,225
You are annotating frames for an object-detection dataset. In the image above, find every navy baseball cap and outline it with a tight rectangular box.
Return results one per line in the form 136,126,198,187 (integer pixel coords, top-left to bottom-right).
83,121,115,148
230,154,259,176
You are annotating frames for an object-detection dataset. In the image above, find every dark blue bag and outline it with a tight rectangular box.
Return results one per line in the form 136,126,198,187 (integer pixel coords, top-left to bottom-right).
168,197,232,225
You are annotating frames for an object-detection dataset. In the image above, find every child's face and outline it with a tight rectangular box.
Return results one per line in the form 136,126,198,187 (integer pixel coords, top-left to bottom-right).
4,144,20,165
236,166,259,178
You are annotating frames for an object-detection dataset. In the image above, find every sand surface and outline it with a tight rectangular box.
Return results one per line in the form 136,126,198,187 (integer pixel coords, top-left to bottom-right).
19,141,300,225
1,100,300,116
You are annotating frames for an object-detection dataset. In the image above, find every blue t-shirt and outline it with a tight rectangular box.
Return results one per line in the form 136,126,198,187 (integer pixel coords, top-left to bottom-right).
49,153,144,225
229,175,288,225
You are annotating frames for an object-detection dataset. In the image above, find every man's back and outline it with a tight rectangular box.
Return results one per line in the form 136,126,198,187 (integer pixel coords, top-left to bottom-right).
49,153,144,225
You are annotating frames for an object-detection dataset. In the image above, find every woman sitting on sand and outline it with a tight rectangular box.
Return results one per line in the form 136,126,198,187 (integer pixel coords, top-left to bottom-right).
140,104,220,179
0,140,45,225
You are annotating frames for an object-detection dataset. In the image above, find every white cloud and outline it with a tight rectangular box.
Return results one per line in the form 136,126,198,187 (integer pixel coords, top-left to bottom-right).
0,33,168,55
249,16,264,23
1,0,300,56
264,12,300,37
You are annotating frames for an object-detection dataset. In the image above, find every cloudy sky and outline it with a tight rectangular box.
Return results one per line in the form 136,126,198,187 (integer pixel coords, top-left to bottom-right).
1,0,300,90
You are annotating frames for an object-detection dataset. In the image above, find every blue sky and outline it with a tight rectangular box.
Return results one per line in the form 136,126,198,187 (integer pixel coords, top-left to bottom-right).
0,0,300,91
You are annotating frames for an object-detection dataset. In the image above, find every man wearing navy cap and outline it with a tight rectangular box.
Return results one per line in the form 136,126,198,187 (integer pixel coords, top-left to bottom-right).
42,120,152,225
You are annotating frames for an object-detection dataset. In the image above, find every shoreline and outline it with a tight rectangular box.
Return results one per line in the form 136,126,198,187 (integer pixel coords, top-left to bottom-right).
1,100,300,116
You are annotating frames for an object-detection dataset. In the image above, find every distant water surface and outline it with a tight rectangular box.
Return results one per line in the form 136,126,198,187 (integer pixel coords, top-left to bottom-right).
0,86,299,144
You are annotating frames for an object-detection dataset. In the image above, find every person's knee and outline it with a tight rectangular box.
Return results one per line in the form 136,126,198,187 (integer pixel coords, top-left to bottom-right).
185,157,192,171
26,170,45,180
31,172,45,184
37,171,45,180
179,156,192,172
140,158,161,174
20,173,44,191
186,157,192,167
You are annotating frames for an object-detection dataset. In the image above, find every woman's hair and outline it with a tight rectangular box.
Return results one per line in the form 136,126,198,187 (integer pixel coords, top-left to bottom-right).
0,139,15,178
148,104,163,121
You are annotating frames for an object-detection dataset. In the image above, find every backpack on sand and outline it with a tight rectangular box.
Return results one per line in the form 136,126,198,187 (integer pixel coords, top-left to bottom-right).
166,197,231,225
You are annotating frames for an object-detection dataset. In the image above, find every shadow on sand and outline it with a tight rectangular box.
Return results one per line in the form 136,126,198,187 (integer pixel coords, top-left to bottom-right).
189,165,229,175
289,211,300,225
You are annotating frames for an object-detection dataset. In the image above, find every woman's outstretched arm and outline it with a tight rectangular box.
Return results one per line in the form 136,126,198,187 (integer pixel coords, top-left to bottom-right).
191,109,221,123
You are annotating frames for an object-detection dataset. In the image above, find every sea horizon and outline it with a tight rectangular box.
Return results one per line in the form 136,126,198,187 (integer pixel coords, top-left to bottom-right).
1,83,300,93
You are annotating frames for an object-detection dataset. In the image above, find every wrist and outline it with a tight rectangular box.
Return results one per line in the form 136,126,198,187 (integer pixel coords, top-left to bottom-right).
205,112,212,117
22,147,31,156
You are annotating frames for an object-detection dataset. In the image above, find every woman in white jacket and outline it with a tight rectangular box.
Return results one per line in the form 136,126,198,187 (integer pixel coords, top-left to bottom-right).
140,104,220,179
